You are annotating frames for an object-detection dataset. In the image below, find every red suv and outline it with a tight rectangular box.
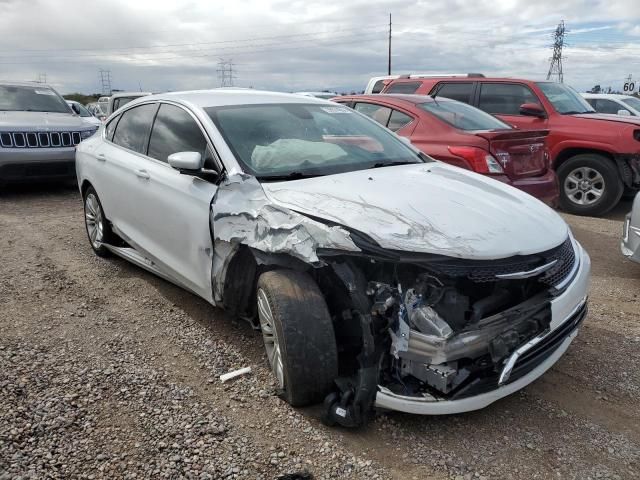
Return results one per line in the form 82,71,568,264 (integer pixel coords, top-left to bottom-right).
334,94,558,205
382,76,640,216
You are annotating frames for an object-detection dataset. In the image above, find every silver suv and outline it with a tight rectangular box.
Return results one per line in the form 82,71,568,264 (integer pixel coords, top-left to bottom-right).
0,81,97,184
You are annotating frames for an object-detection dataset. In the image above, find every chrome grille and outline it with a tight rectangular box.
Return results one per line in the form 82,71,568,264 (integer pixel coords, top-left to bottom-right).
0,130,85,148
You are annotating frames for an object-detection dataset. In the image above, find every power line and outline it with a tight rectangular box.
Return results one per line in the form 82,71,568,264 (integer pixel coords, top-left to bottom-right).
547,20,566,83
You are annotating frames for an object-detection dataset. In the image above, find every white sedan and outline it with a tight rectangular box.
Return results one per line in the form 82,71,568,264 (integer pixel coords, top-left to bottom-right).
76,89,590,427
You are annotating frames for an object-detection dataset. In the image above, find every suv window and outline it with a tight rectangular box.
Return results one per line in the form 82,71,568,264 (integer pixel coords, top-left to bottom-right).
112,103,157,154
478,83,538,115
387,110,413,131
371,80,387,94
593,98,623,115
148,104,209,165
385,82,421,94
433,83,474,103
112,97,138,112
354,103,392,126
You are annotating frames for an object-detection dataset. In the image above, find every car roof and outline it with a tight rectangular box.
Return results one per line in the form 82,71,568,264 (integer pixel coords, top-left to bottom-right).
337,93,450,105
388,77,546,84
581,93,635,100
110,91,152,98
146,89,333,108
0,80,55,88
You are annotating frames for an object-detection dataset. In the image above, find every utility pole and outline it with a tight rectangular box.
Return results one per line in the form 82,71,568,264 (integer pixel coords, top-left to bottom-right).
387,13,392,75
99,69,112,96
546,20,565,83
216,59,236,87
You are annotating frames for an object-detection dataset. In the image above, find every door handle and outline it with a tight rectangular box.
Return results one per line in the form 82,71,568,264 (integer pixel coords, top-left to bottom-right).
135,169,150,180
96,153,106,162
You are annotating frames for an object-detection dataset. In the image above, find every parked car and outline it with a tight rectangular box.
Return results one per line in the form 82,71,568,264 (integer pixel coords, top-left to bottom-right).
106,92,152,116
364,73,483,95
66,100,102,128
582,93,640,117
622,193,640,263
382,76,640,216
76,89,589,426
0,81,98,185
333,94,558,206
294,91,338,100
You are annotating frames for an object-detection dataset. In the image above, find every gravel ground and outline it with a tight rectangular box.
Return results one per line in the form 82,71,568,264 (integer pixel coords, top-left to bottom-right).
1,184,639,480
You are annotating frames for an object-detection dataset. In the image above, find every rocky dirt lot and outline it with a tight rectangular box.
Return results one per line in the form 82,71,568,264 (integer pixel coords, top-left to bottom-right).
1,185,639,480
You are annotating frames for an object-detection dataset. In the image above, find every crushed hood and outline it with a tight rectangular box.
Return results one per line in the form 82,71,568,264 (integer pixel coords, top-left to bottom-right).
261,163,569,260
0,111,86,130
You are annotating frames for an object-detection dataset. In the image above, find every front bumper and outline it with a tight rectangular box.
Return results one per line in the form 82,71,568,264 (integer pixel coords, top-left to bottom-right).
621,213,640,263
374,240,591,415
0,147,76,182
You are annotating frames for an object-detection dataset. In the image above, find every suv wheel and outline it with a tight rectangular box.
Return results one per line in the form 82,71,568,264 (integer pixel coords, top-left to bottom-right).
83,186,113,257
256,270,338,407
557,154,623,216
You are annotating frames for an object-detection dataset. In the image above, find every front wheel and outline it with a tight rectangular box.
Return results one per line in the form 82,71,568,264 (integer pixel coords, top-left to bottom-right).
256,270,338,407
557,154,623,216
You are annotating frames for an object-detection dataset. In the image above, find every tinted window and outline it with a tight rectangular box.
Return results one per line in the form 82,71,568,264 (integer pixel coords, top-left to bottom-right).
621,97,640,112
148,104,208,164
419,99,511,131
113,97,137,112
112,104,157,154
372,80,386,94
434,83,474,103
105,114,120,141
536,82,594,114
354,103,391,126
593,99,623,114
478,83,538,115
0,85,70,113
388,110,413,131
385,82,421,94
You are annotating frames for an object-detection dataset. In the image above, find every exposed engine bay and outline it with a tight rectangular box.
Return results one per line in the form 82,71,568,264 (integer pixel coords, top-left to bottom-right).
316,239,574,427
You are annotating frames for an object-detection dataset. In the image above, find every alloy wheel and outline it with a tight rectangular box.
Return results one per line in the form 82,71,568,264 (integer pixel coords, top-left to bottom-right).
84,193,104,249
257,288,285,389
564,166,605,206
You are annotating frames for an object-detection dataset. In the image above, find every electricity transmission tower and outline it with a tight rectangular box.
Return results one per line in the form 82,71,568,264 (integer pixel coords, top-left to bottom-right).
546,20,566,83
99,69,112,96
36,73,47,83
216,59,236,87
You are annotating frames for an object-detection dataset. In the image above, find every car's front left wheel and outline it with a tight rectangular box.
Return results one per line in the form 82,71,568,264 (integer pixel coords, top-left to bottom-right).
256,270,338,407
83,186,113,257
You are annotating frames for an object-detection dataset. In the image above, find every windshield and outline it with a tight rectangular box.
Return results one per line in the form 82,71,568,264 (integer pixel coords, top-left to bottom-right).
0,85,71,113
68,102,92,117
621,97,640,112
419,99,511,131
207,103,426,179
536,82,595,114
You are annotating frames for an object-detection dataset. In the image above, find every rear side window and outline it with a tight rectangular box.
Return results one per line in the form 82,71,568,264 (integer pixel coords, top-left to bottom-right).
478,83,539,115
354,103,392,126
113,97,137,112
371,80,387,94
419,99,511,131
385,82,421,94
387,110,413,131
433,83,474,103
105,114,120,141
148,104,208,164
112,103,158,154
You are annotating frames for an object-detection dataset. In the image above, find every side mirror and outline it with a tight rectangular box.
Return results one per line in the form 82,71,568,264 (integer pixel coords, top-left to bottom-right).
168,151,203,171
617,109,631,116
519,103,546,118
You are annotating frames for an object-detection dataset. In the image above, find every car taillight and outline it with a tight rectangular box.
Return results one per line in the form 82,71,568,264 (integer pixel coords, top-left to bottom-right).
447,146,504,174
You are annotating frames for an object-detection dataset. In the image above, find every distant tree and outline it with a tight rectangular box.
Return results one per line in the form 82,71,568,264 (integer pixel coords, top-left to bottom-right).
63,93,99,105
590,85,601,93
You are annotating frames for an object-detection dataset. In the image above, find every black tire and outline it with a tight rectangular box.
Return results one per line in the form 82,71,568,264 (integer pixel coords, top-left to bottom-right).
82,186,113,257
557,154,623,216
256,270,338,407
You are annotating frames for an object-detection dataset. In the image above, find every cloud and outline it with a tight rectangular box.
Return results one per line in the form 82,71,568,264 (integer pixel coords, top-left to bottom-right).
0,0,638,94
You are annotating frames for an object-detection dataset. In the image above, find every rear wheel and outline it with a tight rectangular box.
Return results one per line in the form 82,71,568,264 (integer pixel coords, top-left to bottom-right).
557,154,623,216
83,186,113,257
256,270,338,407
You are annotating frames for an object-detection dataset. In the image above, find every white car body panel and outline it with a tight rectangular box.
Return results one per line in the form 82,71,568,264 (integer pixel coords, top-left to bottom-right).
581,93,640,116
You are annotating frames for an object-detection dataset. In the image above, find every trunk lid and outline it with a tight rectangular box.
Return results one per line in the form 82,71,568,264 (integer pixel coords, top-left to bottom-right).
475,130,549,179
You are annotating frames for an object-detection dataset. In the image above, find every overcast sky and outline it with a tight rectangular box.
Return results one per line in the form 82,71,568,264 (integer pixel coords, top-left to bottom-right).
1,0,639,95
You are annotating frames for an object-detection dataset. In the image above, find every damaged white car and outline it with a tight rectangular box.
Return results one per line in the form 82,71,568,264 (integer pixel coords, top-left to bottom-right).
76,90,590,427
